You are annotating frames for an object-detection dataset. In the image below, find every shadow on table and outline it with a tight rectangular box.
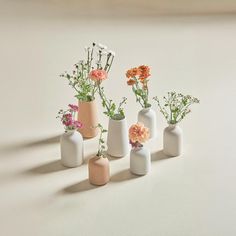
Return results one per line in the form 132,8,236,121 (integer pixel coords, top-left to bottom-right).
25,160,67,174
62,179,98,194
0,135,60,155
151,150,170,162
110,169,139,182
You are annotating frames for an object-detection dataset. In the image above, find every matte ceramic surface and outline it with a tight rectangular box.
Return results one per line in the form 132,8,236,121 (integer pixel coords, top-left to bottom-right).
107,118,129,157
60,130,84,167
88,156,110,186
138,107,157,138
163,124,183,157
130,147,151,175
78,100,99,138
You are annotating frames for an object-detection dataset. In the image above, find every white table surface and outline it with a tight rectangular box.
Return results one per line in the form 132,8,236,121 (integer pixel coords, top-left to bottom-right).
0,2,236,235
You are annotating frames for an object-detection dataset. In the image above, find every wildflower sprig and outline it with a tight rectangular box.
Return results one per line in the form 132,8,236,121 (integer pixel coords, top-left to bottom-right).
153,92,200,124
96,123,108,158
60,43,115,102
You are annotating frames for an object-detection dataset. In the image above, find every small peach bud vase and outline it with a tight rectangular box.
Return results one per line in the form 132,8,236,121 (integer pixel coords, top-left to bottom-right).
57,105,84,167
88,124,110,186
78,99,99,138
129,123,151,175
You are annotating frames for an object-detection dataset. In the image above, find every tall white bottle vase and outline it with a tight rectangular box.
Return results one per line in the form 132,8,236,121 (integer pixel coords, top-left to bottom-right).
138,107,157,139
130,146,151,175
163,124,183,157
60,130,84,167
107,117,129,157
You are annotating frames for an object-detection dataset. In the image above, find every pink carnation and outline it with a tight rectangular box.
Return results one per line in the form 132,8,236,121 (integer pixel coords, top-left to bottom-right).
68,104,79,112
89,69,108,82
73,120,83,129
129,123,150,144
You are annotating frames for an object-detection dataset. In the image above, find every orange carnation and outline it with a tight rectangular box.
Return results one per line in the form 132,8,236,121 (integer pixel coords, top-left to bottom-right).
126,67,140,78
127,79,136,86
129,123,150,144
138,65,150,80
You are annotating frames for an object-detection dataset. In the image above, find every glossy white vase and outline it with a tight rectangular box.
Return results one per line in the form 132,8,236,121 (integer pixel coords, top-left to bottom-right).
60,130,84,167
130,147,151,175
107,117,129,157
138,107,157,138
163,124,183,157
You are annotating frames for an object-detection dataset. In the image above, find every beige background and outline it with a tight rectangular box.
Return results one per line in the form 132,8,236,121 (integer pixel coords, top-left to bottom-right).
0,1,236,236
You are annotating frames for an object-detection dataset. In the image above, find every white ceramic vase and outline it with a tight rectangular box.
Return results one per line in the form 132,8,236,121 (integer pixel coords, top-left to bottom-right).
138,107,157,138
107,117,129,157
163,124,183,157
60,130,84,167
130,146,151,175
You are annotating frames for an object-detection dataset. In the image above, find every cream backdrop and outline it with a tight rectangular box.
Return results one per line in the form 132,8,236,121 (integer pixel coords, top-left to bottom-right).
0,1,236,236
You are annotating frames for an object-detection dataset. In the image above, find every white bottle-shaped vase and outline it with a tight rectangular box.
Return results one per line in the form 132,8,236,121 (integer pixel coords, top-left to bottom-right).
138,107,157,139
163,124,183,157
60,130,84,167
130,146,151,175
107,117,129,157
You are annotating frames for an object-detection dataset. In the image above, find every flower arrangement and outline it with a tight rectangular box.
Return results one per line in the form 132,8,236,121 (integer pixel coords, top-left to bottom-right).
57,104,82,131
88,54,127,120
129,123,150,148
126,65,151,108
153,92,200,124
95,124,107,157
60,43,115,102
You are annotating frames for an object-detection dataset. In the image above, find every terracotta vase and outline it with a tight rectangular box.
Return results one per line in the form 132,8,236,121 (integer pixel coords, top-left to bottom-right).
78,100,99,138
88,156,110,186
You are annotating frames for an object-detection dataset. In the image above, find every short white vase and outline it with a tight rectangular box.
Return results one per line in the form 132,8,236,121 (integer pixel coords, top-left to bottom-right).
163,124,183,157
107,117,129,157
130,147,151,175
60,130,84,167
138,107,157,138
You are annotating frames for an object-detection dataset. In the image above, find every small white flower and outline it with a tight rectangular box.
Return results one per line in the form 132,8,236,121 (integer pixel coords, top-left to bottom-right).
97,43,107,50
108,50,115,56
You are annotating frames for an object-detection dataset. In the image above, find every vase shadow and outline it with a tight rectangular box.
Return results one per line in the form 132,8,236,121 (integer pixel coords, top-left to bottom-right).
151,150,170,162
25,159,67,174
0,135,60,155
62,179,98,194
110,169,139,182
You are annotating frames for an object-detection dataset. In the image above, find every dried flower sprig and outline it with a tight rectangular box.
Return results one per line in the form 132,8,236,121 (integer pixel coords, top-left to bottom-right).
56,104,82,131
60,42,115,102
129,123,150,148
153,92,200,124
126,65,151,108
96,123,108,158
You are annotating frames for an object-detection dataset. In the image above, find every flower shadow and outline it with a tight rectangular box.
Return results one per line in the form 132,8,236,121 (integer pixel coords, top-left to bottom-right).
62,179,98,194
25,160,67,174
151,150,170,162
110,169,139,182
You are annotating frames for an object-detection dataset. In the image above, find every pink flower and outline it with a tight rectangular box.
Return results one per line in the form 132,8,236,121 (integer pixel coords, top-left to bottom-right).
73,120,83,129
129,123,150,144
89,69,108,82
62,113,72,126
68,104,79,112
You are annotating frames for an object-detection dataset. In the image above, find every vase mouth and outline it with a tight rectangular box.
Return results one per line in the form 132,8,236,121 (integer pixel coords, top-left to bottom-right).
141,106,152,111
109,116,126,122
78,99,95,103
65,129,76,133
168,123,178,126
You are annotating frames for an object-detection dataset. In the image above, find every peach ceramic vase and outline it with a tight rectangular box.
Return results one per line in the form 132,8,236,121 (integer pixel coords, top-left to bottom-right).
88,156,110,186
78,100,99,138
